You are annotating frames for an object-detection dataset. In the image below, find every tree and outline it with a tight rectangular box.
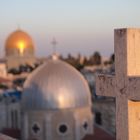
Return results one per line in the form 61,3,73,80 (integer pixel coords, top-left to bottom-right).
90,51,102,65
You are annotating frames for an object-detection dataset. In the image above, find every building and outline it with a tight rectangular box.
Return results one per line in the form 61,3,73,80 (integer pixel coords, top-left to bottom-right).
0,56,117,140
0,60,7,78
93,98,116,135
5,29,37,70
21,55,93,140
0,28,116,140
82,68,116,136
0,90,21,130
0,90,21,140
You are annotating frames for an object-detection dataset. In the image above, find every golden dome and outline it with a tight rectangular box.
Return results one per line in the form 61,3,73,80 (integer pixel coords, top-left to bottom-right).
5,29,34,56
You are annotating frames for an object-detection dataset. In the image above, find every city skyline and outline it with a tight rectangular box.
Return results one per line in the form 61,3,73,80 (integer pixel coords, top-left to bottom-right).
0,0,140,58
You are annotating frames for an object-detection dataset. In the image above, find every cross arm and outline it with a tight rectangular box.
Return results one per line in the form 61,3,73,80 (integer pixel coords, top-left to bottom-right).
126,77,140,100
95,74,116,97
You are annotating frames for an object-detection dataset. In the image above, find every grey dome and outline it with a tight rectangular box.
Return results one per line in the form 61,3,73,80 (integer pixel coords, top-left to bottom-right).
22,58,92,110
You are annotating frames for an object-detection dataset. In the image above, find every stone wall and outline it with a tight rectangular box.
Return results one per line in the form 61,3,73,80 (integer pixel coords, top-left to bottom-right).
93,98,116,135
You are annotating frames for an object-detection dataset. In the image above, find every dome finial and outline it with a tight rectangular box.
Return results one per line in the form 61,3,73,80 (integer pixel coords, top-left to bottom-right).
52,53,59,60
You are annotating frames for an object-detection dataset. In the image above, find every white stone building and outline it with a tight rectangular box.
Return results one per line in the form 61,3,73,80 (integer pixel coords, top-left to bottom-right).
21,56,93,140
0,61,7,78
0,91,21,131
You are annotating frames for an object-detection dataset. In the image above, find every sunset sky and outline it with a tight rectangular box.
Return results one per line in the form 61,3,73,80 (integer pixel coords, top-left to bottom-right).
0,0,140,58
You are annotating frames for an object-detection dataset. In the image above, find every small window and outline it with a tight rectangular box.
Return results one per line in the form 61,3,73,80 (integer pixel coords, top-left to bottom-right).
95,112,102,125
57,123,69,135
32,123,41,135
59,125,67,133
83,121,88,131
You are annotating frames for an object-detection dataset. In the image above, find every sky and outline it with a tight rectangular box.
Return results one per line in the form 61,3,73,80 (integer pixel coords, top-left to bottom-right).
0,0,140,58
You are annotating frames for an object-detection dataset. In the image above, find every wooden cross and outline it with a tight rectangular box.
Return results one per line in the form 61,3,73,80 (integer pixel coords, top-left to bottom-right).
96,28,140,140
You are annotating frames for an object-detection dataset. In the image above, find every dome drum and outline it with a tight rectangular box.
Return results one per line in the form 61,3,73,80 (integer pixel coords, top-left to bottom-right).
22,106,93,140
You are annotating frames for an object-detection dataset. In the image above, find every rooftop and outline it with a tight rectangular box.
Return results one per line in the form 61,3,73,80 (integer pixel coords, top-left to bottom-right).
0,133,16,140
83,127,115,140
